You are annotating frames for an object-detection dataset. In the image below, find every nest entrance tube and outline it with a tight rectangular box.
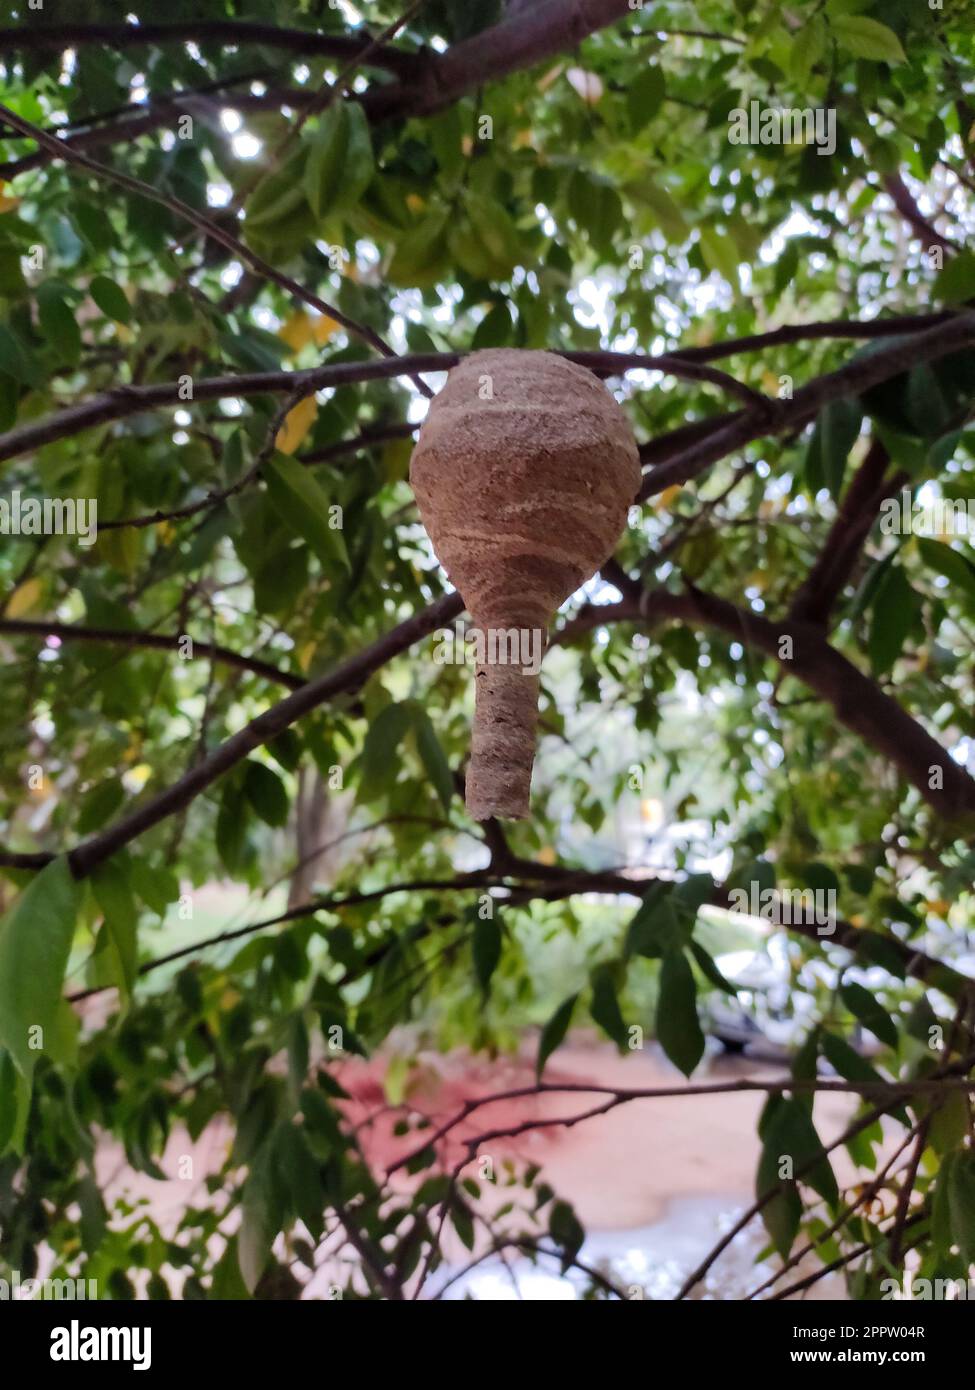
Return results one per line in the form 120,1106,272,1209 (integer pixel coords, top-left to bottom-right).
410,349,641,821
467,627,545,821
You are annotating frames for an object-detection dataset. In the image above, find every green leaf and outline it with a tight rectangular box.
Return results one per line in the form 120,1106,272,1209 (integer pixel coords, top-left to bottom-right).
633,179,687,241
89,274,132,324
77,1172,107,1253
789,16,826,82
305,102,374,220
0,246,26,298
263,451,349,572
759,1094,839,1217
625,885,684,958
868,565,918,674
830,14,906,64
689,940,738,996
357,702,413,803
238,1160,275,1295
0,1049,20,1152
472,913,502,994
656,948,705,1077
77,778,125,835
934,251,975,306
932,1150,956,1254
820,397,862,501
627,66,665,130
388,210,451,287
947,1149,975,1264
410,707,454,812
243,761,289,828
0,322,43,387
840,981,898,1048
449,192,521,280
548,1199,585,1272
756,1112,799,1257
244,145,309,231
0,858,81,1077
567,172,621,254
90,859,139,1005
698,226,739,287
589,962,629,1047
927,1089,969,1156
216,782,249,874
471,300,513,349
917,538,975,603
536,994,578,1079
37,282,81,364
820,1030,910,1126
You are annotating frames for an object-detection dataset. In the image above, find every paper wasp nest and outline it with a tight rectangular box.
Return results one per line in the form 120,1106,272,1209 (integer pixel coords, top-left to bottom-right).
410,349,641,819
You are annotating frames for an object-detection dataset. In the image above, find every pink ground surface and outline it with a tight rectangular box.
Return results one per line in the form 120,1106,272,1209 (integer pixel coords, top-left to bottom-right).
97,1038,869,1236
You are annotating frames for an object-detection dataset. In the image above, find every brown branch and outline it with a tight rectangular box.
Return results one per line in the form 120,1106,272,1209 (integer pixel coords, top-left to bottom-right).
0,312,963,470
639,310,975,498
64,849,974,1008
0,89,294,181
0,618,305,690
668,312,952,364
677,1045,975,1299
0,349,760,467
883,172,958,253
359,0,637,122
562,579,975,823
389,1077,975,1180
5,590,464,880
0,99,417,388
788,438,900,626
0,22,423,74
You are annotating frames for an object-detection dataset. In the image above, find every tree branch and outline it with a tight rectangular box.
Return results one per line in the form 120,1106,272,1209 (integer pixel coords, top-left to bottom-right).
0,21,423,75
0,99,415,386
360,0,637,122
562,579,975,823
0,618,305,690
788,438,901,626
5,590,463,879
639,310,975,497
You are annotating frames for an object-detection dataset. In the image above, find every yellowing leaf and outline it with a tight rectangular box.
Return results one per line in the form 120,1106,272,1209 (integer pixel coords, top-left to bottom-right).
382,436,413,483
537,64,563,92
537,846,557,866
279,311,314,354
512,129,534,149
0,187,20,214
275,395,318,454
406,193,426,214
312,315,337,346
655,484,681,510
5,577,42,617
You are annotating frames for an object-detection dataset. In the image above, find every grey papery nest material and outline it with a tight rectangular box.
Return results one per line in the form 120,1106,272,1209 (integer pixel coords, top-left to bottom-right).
410,349,641,820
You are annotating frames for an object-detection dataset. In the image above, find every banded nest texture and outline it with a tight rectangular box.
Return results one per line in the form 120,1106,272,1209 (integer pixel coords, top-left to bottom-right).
410,349,641,821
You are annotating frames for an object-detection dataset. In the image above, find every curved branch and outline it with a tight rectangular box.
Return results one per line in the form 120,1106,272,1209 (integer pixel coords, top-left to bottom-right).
639,310,975,497
0,618,305,690
3,590,464,880
562,580,975,823
0,98,414,385
0,312,965,469
0,21,423,75
0,349,755,466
